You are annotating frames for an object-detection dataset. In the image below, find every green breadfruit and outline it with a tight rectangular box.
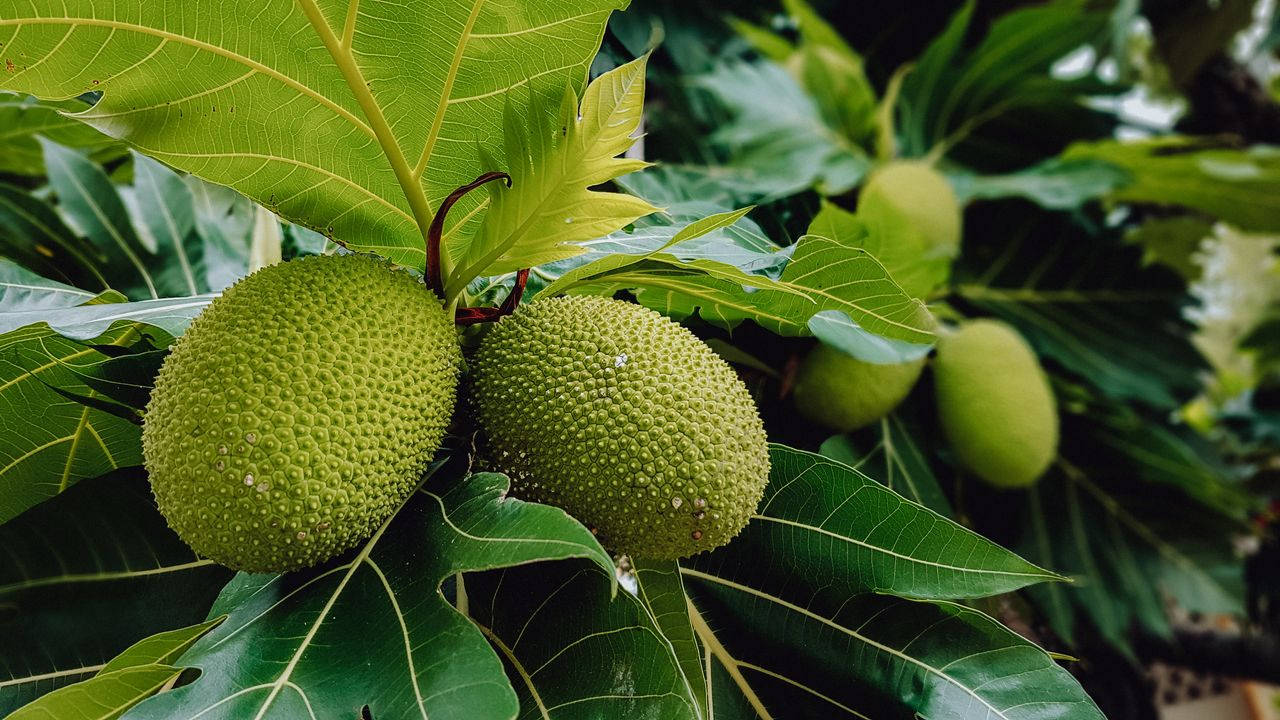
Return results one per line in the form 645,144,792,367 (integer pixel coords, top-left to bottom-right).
143,254,461,572
933,319,1058,489
792,344,925,431
858,160,962,257
471,295,769,560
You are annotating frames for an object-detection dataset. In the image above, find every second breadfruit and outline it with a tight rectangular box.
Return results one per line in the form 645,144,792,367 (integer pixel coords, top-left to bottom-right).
933,319,1058,488
792,344,925,431
471,295,769,560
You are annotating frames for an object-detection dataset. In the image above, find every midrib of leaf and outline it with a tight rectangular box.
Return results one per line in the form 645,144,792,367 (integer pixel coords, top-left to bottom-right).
248,471,420,720
295,0,437,277
685,595,774,720
0,664,105,689
0,281,94,298
750,512,1058,582
0,560,217,595
1066,466,1233,598
363,559,428,719
46,147,156,298
682,569,1013,720
474,618,553,719
412,0,484,182
0,192,109,290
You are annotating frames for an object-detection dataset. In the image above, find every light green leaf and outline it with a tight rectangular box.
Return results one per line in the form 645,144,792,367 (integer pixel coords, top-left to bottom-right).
8,665,184,720
126,458,614,720
100,620,226,676
949,157,1131,210
0,94,123,176
0,294,215,340
445,55,656,298
1062,138,1280,232
696,61,868,198
785,0,877,149
0,259,102,312
0,0,627,270
808,199,948,300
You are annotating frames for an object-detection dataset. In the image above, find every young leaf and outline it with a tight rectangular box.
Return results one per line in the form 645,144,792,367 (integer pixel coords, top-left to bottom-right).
444,56,657,299
126,458,614,720
467,560,702,719
0,1,627,269
100,620,226,675
0,470,232,715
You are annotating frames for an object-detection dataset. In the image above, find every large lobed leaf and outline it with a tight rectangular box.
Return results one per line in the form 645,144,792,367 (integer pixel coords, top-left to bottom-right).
0,0,628,269
125,457,616,720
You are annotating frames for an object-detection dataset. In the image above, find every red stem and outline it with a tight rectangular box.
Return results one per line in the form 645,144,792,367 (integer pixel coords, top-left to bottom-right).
426,171,511,297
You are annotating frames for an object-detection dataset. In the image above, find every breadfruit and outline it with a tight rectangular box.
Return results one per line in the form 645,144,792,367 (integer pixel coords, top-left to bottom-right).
143,254,461,572
792,344,925,431
471,295,769,560
858,160,961,257
933,319,1058,488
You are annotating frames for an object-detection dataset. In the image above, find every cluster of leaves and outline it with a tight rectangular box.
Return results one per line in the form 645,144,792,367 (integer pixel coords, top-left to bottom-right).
0,0,1276,719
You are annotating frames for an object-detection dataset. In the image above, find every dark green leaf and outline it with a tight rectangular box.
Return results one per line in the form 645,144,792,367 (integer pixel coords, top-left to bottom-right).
127,459,613,720
468,561,701,719
818,415,953,516
0,470,232,715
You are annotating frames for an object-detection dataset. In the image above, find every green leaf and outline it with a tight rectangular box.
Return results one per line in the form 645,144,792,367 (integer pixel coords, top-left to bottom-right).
0,470,232,715
808,199,947,300
0,322,155,521
785,0,878,149
0,94,124,176
633,559,709,716
100,620,226,675
468,560,701,719
569,233,935,352
1062,138,1280,232
0,259,103,312
0,294,215,341
0,0,626,271
954,202,1205,410
949,157,1132,211
689,446,1059,601
683,465,1103,720
818,415,953,516
897,0,1113,162
126,458,613,720
8,665,184,720
696,61,868,198
40,138,161,299
0,181,112,293
445,56,656,298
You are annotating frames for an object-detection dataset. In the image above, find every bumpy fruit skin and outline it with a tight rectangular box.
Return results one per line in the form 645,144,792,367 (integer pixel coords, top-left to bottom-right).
792,344,925,431
858,160,962,257
933,319,1058,489
472,296,769,560
143,254,461,572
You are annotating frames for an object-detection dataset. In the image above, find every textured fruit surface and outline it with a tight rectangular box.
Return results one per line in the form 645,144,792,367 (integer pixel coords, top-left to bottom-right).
934,319,1058,488
793,344,925,431
472,296,769,560
858,160,962,257
143,255,461,572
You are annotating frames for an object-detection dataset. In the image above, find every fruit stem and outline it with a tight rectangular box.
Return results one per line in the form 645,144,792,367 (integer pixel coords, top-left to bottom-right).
454,268,530,326
427,171,511,299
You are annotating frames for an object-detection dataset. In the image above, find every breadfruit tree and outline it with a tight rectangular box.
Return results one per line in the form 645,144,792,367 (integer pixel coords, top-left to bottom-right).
0,1,1276,719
